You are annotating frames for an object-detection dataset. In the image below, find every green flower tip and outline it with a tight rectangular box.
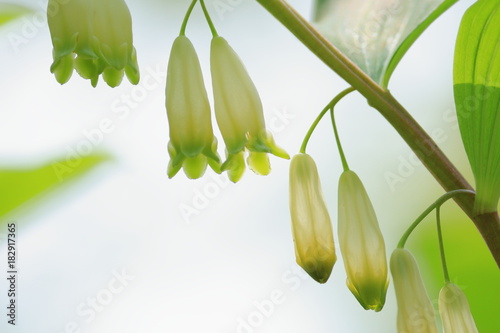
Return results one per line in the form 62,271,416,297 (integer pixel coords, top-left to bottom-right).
221,151,245,183
47,0,140,87
167,140,221,180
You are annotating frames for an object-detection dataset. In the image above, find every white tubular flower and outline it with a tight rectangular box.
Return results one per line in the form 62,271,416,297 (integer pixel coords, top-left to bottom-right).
166,36,220,179
47,0,139,87
210,36,289,182
338,170,388,311
289,154,336,283
390,248,438,333
439,282,479,333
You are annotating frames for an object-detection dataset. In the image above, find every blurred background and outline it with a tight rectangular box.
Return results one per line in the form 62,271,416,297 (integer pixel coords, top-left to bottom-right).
0,0,498,332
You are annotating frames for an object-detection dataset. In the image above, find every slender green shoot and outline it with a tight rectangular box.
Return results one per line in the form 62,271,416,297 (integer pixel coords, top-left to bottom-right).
179,0,199,36
199,0,218,37
300,87,355,154
397,189,475,248
330,98,349,171
436,206,451,282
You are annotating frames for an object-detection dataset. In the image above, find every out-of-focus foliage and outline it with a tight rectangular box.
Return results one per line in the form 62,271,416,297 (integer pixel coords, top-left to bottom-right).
0,154,108,219
0,3,32,26
313,0,458,87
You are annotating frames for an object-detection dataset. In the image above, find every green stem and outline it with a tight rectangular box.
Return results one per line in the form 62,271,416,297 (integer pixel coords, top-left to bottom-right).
436,206,451,282
255,0,500,268
199,0,218,37
179,0,198,36
299,87,354,154
398,189,474,248
330,96,350,171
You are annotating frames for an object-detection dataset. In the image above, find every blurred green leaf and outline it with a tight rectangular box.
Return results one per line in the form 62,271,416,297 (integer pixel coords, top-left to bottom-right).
0,154,109,218
0,3,32,26
313,0,458,87
454,0,500,214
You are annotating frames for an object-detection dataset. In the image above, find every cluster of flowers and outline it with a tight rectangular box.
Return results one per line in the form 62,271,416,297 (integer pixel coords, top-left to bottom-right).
47,0,288,182
289,154,388,310
45,1,484,331
47,0,139,87
289,152,479,330
391,248,478,332
165,35,289,181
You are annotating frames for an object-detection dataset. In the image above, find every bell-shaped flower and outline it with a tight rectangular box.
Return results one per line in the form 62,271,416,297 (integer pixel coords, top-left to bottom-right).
47,0,139,87
289,154,336,283
165,36,220,179
390,248,438,333
337,170,388,311
439,282,479,333
210,36,289,182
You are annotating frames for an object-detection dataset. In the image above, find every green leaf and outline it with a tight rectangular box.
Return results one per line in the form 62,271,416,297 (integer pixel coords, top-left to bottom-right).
454,0,500,214
0,4,32,26
0,154,109,219
313,0,458,87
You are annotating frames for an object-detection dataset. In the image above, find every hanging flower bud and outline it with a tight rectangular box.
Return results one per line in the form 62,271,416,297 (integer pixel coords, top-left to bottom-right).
390,248,438,333
210,36,289,182
337,170,388,311
289,154,336,283
439,282,479,333
166,36,220,179
47,0,139,87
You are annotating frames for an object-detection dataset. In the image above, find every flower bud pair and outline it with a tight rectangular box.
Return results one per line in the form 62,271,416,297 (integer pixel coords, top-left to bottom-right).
47,0,139,87
165,35,288,181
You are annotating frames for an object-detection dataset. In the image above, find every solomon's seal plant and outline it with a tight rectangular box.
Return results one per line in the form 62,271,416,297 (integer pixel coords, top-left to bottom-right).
41,0,500,330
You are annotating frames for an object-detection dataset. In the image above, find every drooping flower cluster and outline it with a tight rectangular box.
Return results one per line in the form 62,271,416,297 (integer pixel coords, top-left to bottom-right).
288,153,388,308
47,0,140,87
165,34,288,180
390,248,479,333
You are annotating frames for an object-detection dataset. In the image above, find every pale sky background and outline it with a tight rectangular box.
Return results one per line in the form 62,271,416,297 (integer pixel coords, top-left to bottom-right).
0,0,493,332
